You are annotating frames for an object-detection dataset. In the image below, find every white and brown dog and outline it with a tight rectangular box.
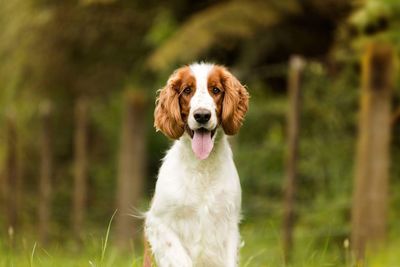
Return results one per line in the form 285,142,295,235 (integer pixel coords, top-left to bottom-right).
144,63,249,267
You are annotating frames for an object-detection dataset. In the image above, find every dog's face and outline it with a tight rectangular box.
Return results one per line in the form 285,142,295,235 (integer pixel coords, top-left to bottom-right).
154,63,249,159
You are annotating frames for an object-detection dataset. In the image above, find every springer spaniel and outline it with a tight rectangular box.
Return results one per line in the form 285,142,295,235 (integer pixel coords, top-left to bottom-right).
144,62,249,267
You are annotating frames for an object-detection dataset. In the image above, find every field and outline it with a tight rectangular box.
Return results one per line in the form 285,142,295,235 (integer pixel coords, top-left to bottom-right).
1,219,399,267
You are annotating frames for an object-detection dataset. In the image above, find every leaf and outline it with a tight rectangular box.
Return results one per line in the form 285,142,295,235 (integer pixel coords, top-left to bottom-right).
147,0,300,71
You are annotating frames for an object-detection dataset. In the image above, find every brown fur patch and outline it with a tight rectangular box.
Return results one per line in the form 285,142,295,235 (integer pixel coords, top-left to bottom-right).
207,67,225,121
209,66,249,135
154,66,196,139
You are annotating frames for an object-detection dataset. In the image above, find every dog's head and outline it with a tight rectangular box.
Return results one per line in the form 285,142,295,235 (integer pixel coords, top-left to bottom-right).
154,63,249,159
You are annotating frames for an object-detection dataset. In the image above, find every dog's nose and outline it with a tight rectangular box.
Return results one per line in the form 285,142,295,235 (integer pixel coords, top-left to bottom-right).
193,108,211,124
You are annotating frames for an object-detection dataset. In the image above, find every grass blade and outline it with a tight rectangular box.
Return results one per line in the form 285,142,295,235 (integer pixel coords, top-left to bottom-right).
100,209,118,265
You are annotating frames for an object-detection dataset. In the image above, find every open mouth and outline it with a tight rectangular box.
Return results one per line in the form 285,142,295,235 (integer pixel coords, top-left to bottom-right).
186,126,216,160
186,126,216,139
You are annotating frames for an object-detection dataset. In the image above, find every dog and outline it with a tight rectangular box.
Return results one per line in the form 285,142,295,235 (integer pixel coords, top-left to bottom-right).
144,62,249,267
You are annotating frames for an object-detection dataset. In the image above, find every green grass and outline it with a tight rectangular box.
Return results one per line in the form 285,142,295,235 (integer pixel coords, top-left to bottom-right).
1,220,399,267
0,237,141,267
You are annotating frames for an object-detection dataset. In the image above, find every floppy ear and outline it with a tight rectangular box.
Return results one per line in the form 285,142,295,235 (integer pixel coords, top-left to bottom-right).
154,72,185,139
221,68,249,135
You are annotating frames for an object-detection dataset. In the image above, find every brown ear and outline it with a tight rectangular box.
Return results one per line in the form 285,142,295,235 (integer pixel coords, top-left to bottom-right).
154,72,185,139
221,68,249,135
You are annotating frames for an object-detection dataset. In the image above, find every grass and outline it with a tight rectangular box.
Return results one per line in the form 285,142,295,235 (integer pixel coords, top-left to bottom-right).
1,219,399,267
100,210,117,266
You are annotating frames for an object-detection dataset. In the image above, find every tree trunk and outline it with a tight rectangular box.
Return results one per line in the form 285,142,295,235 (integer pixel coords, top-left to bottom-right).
282,55,304,263
391,107,400,126
0,164,5,223
115,90,147,249
4,112,18,240
72,97,89,242
351,42,394,261
38,101,53,245
0,172,3,213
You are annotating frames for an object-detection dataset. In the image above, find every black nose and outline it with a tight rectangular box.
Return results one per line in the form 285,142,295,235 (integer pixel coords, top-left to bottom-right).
194,109,211,124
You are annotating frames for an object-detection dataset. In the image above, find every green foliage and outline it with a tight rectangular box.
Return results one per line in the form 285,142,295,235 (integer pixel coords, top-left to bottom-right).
346,0,400,53
147,0,300,71
236,60,360,259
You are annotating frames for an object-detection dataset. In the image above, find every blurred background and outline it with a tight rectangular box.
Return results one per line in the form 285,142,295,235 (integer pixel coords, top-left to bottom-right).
0,0,399,266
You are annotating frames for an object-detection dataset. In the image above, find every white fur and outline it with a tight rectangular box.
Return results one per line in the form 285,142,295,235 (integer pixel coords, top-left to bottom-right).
187,63,218,131
145,63,242,267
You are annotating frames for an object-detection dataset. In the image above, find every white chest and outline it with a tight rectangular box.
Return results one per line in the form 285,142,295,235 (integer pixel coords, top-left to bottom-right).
165,178,239,266
147,135,241,266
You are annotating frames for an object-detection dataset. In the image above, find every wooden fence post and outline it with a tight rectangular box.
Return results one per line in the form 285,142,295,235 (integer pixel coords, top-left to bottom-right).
282,55,305,263
351,42,395,261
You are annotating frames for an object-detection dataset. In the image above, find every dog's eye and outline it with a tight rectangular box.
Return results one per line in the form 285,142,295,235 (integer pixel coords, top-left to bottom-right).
183,87,192,95
212,87,221,94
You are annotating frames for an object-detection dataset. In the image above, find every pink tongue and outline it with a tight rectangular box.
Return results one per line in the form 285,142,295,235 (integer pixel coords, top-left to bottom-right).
191,130,213,160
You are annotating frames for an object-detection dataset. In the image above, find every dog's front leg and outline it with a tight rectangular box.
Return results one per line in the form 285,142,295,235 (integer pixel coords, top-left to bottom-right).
225,224,240,267
145,214,193,267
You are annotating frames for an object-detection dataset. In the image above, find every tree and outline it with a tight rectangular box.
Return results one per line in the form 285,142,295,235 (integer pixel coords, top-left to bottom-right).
147,0,351,72
25,1,155,241
4,112,18,239
351,42,395,260
72,97,89,242
115,90,147,249
38,101,53,245
147,0,300,71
